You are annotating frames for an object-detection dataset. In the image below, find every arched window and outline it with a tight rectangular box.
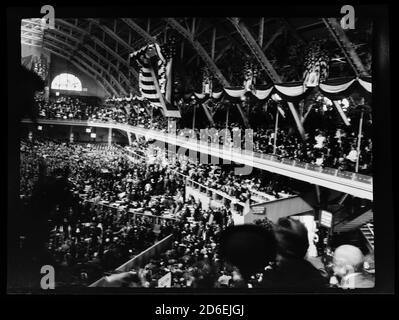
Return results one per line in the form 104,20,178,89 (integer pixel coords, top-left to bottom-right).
51,73,82,91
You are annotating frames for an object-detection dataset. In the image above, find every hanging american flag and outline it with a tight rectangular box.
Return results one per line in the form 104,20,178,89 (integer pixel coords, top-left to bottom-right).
129,42,181,118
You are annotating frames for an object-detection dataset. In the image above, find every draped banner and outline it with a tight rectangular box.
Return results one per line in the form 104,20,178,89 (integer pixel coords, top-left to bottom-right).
194,93,206,100
194,77,371,101
194,92,223,100
193,77,371,130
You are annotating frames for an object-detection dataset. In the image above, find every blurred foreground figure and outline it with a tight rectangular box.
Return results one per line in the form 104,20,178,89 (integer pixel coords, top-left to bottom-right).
219,224,277,283
262,217,327,290
8,65,45,290
18,65,45,122
332,245,374,289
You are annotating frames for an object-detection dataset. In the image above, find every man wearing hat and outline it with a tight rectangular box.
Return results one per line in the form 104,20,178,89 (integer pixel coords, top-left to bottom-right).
262,217,327,289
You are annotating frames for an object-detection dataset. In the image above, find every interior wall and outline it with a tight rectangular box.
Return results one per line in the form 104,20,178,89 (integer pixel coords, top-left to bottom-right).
21,43,107,99
49,54,107,99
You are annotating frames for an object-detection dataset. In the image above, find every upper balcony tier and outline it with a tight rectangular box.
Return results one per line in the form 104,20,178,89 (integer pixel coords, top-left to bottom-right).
21,118,373,200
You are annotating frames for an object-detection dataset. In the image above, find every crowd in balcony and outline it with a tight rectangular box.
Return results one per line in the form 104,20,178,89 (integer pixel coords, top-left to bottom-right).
35,95,372,175
143,146,295,203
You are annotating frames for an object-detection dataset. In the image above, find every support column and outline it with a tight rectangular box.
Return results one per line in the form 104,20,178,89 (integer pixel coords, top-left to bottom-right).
127,131,132,146
147,18,150,33
211,28,216,60
191,18,196,36
315,185,321,205
69,125,74,143
108,127,112,146
273,107,279,154
225,104,230,130
355,110,364,173
192,104,197,130
180,42,184,60
258,17,264,47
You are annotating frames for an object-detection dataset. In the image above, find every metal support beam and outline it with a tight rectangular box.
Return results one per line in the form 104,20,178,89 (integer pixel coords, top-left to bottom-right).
21,34,43,42
75,58,118,96
121,18,156,44
280,18,306,44
44,41,118,96
229,18,306,139
21,26,44,35
322,18,369,77
191,18,196,36
21,40,42,47
296,21,325,32
68,21,91,59
211,27,216,60
108,127,112,146
180,42,184,60
165,18,230,87
76,49,127,95
229,18,280,82
258,17,264,47
56,20,137,78
88,18,132,52
215,43,233,62
262,27,284,51
54,20,139,94
42,45,113,96
43,34,128,95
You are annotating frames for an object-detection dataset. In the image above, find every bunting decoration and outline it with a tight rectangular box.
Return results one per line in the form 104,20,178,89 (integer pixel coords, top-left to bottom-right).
194,77,371,101
192,77,371,128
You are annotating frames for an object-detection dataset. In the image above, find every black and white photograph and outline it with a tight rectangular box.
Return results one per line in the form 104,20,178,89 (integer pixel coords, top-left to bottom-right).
6,4,393,297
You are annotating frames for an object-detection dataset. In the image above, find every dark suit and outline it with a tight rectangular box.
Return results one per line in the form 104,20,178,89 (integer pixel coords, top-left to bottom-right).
262,257,328,290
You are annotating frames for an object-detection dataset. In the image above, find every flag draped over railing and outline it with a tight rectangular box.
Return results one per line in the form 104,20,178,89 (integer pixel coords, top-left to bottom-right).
130,43,181,118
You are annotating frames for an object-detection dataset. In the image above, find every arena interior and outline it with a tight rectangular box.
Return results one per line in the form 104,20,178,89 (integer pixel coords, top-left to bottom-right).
14,16,375,290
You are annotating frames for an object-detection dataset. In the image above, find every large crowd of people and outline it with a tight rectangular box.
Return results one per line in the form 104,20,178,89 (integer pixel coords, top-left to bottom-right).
20,139,185,285
143,145,295,203
35,95,372,175
19,136,374,289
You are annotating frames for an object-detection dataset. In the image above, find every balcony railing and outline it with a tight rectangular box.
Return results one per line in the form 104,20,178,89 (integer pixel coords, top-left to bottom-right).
22,118,373,189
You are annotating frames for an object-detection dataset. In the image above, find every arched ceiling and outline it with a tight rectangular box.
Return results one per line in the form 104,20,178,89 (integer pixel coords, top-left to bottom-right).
21,17,372,97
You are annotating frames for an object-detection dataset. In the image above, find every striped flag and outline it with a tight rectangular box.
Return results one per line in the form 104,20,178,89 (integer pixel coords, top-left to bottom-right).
130,43,181,118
